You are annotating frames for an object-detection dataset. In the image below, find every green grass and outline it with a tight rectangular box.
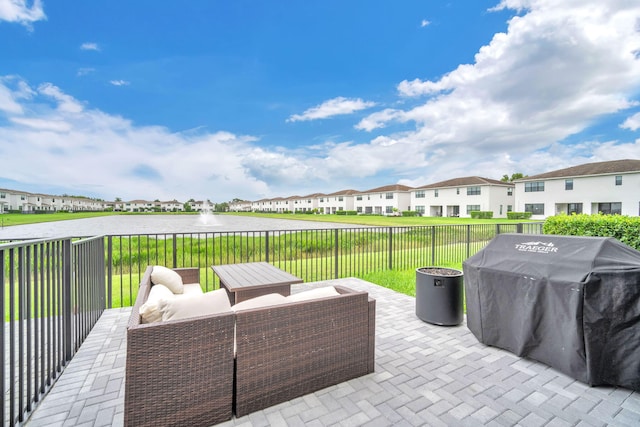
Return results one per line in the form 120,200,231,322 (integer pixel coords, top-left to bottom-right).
358,261,462,297
223,211,535,226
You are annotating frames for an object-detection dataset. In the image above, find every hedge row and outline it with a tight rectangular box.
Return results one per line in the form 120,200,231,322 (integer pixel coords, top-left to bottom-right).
507,212,532,220
335,210,358,216
543,214,640,251
470,211,493,219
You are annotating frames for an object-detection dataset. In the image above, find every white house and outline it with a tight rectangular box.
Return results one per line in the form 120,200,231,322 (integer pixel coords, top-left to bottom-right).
228,200,252,212
317,190,357,214
292,193,324,213
411,177,514,218
353,184,413,215
514,159,640,219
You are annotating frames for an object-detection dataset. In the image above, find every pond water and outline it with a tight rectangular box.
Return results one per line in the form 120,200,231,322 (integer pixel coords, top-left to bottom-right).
0,214,357,240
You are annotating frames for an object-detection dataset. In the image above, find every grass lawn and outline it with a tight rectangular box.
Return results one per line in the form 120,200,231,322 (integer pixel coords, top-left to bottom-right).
222,211,535,226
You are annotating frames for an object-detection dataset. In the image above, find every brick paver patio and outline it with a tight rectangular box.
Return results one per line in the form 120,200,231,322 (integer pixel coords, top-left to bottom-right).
23,279,640,426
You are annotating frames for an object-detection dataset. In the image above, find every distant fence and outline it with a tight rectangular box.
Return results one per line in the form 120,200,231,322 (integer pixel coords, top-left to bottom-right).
106,222,544,307
2,236,105,427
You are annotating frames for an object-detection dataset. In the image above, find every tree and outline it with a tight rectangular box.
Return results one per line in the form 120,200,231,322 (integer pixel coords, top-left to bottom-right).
501,173,526,182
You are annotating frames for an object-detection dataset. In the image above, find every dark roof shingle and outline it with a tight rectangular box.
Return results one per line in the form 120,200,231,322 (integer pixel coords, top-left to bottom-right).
516,159,640,181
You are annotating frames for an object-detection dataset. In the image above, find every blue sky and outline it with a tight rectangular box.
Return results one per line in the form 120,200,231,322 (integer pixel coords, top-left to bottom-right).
1,0,639,203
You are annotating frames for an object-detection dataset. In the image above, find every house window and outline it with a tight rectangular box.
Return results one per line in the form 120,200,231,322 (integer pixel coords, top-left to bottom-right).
357,207,362,213
338,197,343,201
525,203,545,215
434,189,439,197
466,205,480,214
615,175,622,186
507,205,513,212
568,203,582,214
456,188,460,195
0,193,5,198
415,190,425,198
320,198,324,202
385,206,393,213
385,192,394,199
415,205,425,214
525,182,545,192
356,196,362,201
598,202,621,215
467,186,481,196
507,187,513,196
565,179,573,190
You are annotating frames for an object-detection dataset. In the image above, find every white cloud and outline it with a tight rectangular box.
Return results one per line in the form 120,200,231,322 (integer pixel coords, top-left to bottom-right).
421,19,430,28
360,0,640,160
0,0,45,28
621,112,640,131
287,97,376,122
110,80,130,86
0,77,270,201
80,42,100,51
77,68,95,76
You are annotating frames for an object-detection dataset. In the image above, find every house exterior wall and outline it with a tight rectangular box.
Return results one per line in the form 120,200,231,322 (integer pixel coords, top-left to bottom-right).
410,185,514,218
515,172,640,219
353,191,411,215
318,194,354,214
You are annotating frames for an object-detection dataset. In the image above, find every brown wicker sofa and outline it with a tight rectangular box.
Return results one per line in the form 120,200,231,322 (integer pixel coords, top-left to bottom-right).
125,267,235,427
125,266,376,425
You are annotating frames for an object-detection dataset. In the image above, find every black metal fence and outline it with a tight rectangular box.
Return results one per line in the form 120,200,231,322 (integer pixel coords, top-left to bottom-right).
2,236,105,426
105,222,544,308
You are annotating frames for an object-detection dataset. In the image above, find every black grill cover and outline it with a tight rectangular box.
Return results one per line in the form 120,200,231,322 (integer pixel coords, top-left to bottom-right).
463,233,640,390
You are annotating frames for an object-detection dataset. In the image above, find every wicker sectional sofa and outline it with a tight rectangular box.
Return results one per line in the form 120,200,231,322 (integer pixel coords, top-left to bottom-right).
125,266,376,426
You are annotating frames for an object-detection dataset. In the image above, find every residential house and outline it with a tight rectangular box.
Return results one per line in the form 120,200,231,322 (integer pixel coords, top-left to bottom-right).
411,177,514,218
292,193,324,213
353,184,413,215
317,190,358,214
514,159,640,219
228,200,252,212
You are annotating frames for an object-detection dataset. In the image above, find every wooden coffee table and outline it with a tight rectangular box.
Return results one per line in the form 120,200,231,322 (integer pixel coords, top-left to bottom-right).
211,262,303,304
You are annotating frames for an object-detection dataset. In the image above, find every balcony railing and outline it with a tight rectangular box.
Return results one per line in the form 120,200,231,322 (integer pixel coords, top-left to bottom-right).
2,236,105,426
3,222,541,425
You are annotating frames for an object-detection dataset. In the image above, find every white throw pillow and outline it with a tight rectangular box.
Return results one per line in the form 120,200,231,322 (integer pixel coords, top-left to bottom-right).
231,293,288,311
159,288,231,322
287,286,340,302
151,266,184,294
139,284,174,324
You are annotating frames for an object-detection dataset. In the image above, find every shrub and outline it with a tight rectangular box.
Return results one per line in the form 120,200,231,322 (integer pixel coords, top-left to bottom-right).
543,213,640,250
470,211,493,219
507,212,532,220
336,210,346,215
402,211,419,217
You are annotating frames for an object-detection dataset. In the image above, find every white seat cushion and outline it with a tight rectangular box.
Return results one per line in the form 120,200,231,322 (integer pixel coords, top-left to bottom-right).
182,283,204,295
159,288,232,322
287,286,340,302
151,266,184,294
231,293,288,311
139,284,174,324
